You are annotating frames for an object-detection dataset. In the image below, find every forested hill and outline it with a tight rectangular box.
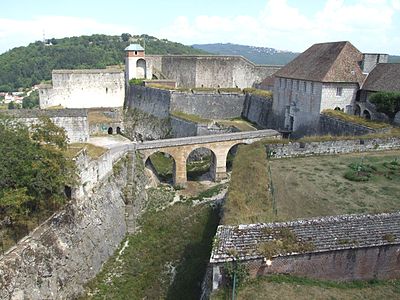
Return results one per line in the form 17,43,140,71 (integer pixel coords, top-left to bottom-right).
0,34,207,91
192,43,299,65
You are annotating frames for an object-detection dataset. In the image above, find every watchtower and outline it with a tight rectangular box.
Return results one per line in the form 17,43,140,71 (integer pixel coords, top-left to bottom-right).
125,44,147,81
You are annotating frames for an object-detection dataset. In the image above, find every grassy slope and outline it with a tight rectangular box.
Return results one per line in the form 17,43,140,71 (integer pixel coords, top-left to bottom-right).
222,142,274,225
270,150,400,221
83,187,220,300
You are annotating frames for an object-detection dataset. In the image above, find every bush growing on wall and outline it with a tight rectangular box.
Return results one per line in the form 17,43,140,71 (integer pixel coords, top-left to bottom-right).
369,92,400,120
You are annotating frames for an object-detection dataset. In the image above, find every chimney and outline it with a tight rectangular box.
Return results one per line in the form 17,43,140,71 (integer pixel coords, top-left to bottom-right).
361,53,388,74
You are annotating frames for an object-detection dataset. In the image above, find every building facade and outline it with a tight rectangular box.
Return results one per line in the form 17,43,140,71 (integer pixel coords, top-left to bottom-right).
271,41,383,135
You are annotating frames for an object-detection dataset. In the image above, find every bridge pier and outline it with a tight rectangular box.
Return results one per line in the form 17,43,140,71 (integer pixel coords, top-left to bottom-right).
174,152,187,187
213,149,228,181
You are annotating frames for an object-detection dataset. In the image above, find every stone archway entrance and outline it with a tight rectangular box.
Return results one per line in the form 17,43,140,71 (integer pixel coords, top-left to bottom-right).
136,59,146,79
363,110,371,120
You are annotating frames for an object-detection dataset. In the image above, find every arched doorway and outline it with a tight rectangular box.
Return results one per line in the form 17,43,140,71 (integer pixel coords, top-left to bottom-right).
116,127,121,134
108,127,113,134
363,110,371,120
226,143,247,172
354,104,361,116
186,147,216,181
145,152,176,184
334,107,341,111
136,59,146,79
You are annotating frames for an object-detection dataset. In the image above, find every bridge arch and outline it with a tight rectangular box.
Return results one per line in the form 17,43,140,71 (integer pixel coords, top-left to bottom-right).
186,147,217,181
143,150,178,185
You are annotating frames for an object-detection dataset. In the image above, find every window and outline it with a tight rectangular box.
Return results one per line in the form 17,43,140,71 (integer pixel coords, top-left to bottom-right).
279,78,282,88
291,79,295,90
296,80,299,91
284,79,287,89
336,87,343,97
311,82,314,94
303,81,307,93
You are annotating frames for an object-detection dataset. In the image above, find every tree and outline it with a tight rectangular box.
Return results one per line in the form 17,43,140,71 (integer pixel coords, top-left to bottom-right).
31,116,69,149
121,33,131,42
0,188,33,226
7,101,17,109
22,91,39,109
0,116,75,212
369,92,400,120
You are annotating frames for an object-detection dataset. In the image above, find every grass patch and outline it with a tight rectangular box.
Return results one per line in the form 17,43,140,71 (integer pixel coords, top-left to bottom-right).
83,187,220,300
211,274,400,300
269,150,400,221
243,88,273,99
46,104,64,110
216,119,257,131
218,87,242,93
257,228,315,258
66,143,107,159
87,110,114,124
323,109,390,129
170,110,211,124
222,141,275,225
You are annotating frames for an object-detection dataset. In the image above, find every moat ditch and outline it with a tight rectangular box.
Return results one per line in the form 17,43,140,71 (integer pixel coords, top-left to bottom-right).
81,183,225,300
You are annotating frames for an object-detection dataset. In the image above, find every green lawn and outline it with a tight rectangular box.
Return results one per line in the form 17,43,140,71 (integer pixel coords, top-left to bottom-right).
270,150,400,221
212,275,400,300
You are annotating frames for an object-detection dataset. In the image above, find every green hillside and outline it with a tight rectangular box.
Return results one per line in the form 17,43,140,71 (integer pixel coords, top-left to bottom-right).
0,34,207,91
192,43,298,65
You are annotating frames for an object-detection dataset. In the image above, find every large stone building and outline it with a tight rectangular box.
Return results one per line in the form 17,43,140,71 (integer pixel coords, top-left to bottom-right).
271,41,388,135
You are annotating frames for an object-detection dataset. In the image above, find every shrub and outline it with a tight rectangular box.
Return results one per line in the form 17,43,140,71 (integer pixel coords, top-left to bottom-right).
129,78,144,86
369,91,400,120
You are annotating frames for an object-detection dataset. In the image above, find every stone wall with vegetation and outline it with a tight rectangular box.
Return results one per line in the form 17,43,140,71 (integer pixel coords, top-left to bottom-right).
0,150,147,299
319,113,389,136
266,136,400,159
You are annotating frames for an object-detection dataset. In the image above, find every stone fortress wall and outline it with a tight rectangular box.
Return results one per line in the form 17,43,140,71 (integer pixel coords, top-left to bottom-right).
39,69,125,109
0,145,143,300
146,55,281,88
125,85,272,121
3,109,89,143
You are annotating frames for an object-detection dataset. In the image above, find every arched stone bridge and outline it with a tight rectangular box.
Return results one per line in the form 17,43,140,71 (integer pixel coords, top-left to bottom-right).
135,129,281,186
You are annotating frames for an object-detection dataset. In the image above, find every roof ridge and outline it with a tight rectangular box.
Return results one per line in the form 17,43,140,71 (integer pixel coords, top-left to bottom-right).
321,42,350,82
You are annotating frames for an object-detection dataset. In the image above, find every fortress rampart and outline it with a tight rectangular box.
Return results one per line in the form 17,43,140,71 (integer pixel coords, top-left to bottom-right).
39,69,125,109
146,55,280,88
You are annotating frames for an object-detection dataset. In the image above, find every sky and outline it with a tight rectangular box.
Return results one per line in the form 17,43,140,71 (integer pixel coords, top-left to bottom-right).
1,0,400,55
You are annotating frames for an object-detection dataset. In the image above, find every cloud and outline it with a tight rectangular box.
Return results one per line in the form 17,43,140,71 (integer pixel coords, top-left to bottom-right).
157,0,399,54
0,16,131,53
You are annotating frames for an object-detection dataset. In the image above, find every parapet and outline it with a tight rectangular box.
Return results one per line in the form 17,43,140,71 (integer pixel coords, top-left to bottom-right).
2,108,88,119
52,69,123,74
